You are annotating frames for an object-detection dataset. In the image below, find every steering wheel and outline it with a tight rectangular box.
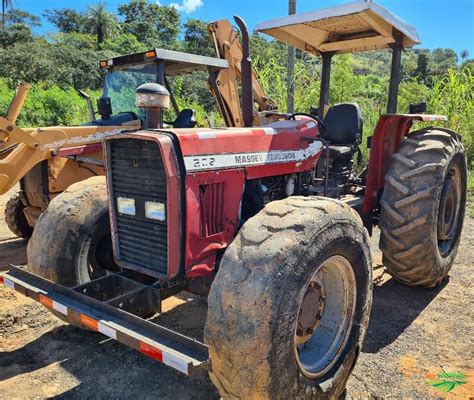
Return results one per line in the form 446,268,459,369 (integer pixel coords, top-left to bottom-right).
289,112,326,136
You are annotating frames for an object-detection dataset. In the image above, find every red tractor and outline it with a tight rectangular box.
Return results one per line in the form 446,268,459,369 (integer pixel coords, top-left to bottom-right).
1,2,467,398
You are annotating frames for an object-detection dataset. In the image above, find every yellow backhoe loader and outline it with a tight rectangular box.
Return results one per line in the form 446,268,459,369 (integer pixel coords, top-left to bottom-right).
0,19,275,239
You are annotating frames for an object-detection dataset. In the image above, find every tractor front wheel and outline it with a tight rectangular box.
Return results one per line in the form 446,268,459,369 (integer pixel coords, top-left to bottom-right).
27,176,117,286
205,197,372,399
5,192,33,239
379,128,467,287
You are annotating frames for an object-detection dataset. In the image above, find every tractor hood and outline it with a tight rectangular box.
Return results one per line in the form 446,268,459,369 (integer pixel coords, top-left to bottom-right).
168,119,322,175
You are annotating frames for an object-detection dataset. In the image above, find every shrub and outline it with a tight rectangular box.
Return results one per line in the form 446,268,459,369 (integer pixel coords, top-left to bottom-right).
0,79,100,127
428,68,474,165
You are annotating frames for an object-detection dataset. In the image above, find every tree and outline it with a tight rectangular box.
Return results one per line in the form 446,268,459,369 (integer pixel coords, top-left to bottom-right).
431,48,458,74
1,0,12,28
8,9,40,26
100,33,147,54
53,32,97,51
118,0,180,48
250,33,287,69
0,38,109,90
415,51,430,83
44,8,86,33
401,49,418,80
183,19,213,56
84,2,120,47
461,59,474,74
460,50,469,63
0,9,41,48
0,41,54,85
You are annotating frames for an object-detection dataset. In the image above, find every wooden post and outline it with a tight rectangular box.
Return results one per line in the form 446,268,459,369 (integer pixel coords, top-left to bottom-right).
286,0,296,113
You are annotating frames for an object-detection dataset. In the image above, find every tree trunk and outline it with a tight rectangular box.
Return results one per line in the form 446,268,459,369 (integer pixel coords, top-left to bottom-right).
97,24,105,46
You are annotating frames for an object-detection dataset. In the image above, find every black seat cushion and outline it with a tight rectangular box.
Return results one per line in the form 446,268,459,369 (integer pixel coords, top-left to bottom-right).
173,109,197,128
323,103,362,145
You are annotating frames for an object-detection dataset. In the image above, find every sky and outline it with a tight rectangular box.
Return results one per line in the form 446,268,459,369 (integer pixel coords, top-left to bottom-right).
20,0,474,56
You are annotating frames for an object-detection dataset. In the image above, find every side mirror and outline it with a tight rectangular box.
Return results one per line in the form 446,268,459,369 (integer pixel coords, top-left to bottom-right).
97,97,113,120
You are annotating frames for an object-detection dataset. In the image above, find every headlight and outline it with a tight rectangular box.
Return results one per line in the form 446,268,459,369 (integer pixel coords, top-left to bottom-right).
117,197,136,216
145,201,166,221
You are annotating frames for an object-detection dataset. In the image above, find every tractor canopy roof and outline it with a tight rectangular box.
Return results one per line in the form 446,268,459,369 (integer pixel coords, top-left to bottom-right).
100,48,229,76
255,0,420,55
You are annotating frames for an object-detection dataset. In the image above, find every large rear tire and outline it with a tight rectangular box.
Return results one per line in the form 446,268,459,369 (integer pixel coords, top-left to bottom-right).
379,128,467,287
5,192,33,239
205,197,372,399
27,176,117,287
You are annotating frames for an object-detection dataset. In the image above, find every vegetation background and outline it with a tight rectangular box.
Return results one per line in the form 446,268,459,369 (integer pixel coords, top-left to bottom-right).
0,0,472,209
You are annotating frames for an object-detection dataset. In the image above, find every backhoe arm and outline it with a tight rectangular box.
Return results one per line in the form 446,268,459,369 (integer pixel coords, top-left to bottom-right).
208,19,276,127
0,82,139,195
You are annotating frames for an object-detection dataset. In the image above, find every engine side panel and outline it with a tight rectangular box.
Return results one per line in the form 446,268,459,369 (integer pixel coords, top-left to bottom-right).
185,169,245,277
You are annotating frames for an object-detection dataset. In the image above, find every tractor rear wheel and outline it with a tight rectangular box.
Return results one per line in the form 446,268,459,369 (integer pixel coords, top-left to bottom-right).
27,176,117,287
379,128,467,287
5,192,33,239
205,197,372,399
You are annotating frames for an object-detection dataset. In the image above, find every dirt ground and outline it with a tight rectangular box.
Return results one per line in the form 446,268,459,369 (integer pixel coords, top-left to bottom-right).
0,186,473,399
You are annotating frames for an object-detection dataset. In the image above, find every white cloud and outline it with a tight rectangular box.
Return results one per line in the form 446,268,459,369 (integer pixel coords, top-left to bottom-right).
169,0,203,14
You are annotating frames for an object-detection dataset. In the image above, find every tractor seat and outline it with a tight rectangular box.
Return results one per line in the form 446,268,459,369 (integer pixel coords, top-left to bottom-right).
172,109,197,128
322,103,363,156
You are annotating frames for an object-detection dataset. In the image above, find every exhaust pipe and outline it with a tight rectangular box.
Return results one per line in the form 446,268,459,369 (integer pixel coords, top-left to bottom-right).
78,90,97,122
234,16,254,128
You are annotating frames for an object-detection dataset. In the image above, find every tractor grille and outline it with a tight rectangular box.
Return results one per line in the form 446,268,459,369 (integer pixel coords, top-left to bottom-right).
109,138,168,276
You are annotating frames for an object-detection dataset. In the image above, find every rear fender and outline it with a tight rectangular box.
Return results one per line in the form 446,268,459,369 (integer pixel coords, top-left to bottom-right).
363,114,447,214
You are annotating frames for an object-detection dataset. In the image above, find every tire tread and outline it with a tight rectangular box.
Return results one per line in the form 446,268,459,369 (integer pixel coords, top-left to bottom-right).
379,128,466,286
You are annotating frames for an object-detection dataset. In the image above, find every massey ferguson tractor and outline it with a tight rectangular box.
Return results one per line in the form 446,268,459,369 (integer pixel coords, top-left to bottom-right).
1,2,467,399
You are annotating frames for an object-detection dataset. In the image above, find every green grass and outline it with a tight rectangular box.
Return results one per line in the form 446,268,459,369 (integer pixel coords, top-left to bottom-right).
468,169,474,219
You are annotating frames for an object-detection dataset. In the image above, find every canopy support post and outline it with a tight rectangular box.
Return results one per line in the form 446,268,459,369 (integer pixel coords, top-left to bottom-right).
318,52,334,119
286,0,297,114
387,31,404,114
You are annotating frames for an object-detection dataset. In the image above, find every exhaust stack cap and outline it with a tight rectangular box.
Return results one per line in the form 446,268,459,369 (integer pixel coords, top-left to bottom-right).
136,83,170,110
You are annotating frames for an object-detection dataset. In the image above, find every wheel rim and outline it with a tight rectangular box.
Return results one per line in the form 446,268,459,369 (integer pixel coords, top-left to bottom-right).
294,255,356,379
79,231,118,282
437,162,462,257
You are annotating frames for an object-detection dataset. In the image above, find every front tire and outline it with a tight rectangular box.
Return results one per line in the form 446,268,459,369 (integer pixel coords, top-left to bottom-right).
379,128,467,287
205,197,372,399
5,192,33,239
27,176,117,286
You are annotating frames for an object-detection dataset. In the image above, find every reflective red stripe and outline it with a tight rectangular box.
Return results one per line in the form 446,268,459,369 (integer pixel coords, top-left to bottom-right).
0,276,4,285
39,294,53,308
139,342,163,362
80,314,98,330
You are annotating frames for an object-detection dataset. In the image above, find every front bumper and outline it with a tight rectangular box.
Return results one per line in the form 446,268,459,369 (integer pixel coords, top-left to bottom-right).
1,266,208,376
